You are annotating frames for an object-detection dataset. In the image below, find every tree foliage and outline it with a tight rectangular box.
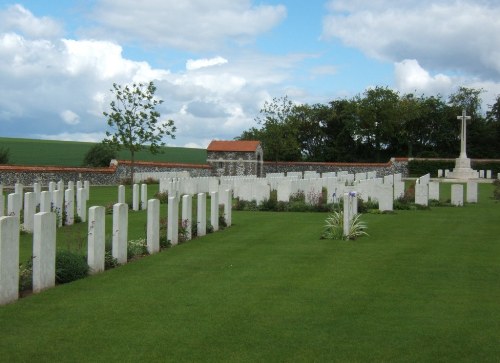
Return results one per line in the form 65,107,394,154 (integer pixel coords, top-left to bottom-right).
0,147,9,164
237,87,500,162
103,81,176,178
83,143,117,167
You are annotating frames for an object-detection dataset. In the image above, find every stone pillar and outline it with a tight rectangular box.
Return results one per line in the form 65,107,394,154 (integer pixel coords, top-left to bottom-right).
112,203,128,264
168,196,179,245
65,189,74,226
210,191,219,232
32,212,56,293
132,184,139,211
0,216,19,305
182,194,192,241
451,184,464,206
23,192,36,232
118,185,126,204
88,206,105,274
40,191,52,213
76,188,87,222
141,184,148,210
466,181,478,203
147,199,160,254
197,193,206,237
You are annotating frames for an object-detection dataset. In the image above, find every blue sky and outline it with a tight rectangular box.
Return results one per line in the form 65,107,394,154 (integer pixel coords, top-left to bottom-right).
1,0,499,148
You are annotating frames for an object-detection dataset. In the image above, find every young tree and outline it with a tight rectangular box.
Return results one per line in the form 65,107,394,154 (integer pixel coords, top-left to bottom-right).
103,82,176,180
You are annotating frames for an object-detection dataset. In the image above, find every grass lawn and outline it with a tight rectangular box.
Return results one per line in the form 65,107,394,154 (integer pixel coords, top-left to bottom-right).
1,184,500,362
0,137,207,166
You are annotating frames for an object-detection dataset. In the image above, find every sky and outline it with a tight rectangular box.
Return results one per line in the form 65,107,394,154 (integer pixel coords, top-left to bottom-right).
1,0,500,149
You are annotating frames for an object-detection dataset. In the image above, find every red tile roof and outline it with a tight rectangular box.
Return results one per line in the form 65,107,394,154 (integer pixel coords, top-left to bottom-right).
207,140,260,152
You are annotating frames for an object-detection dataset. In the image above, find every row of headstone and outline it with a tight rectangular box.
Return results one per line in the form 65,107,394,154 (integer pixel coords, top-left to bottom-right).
1,182,89,231
0,189,233,306
414,174,478,206
438,169,493,179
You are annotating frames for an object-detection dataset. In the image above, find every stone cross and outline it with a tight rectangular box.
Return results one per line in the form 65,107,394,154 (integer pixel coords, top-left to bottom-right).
457,109,471,159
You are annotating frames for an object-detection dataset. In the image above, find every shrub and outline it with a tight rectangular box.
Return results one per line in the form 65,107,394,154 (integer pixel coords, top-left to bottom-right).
154,191,169,204
19,257,33,291
357,198,379,213
322,211,368,241
105,251,118,270
127,239,149,259
83,143,117,167
55,250,89,284
0,147,10,164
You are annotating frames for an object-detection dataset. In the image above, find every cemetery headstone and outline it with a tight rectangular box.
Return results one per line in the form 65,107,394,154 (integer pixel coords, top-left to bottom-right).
451,184,464,206
0,216,19,305
112,203,128,264
32,212,56,293
466,181,478,203
210,191,219,232
167,196,179,245
88,206,105,274
197,193,206,237
141,184,148,210
132,184,139,211
181,194,192,241
23,192,36,232
118,185,126,204
147,199,160,254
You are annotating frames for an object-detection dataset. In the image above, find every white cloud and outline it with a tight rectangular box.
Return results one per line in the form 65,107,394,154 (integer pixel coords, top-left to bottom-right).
33,132,106,143
394,59,452,95
323,0,500,81
88,0,287,51
0,4,62,38
60,110,80,125
186,56,228,71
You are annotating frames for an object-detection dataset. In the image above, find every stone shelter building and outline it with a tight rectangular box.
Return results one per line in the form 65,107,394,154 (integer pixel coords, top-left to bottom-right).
207,140,264,177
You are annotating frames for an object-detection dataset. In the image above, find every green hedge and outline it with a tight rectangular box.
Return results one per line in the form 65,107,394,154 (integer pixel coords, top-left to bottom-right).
409,159,500,177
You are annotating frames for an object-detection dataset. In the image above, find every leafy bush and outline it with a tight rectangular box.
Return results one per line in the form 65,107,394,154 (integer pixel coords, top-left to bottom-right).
105,251,119,270
322,211,368,241
154,191,169,204
357,198,379,213
493,180,500,200
408,160,454,177
83,143,117,167
127,239,149,259
0,147,10,164
19,257,33,291
55,250,89,284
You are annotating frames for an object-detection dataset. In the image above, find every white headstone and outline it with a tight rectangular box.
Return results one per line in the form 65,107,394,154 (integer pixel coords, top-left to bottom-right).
0,216,19,305
32,212,56,293
33,182,41,206
437,169,443,178
393,181,405,200
375,184,393,211
23,192,36,232
428,181,440,201
7,193,21,218
466,181,478,203
118,185,126,204
64,189,74,226
197,193,206,237
76,188,87,222
223,189,232,227
415,184,428,206
147,199,160,254
181,194,193,241
167,196,179,245
486,170,492,179
210,191,219,232
40,191,51,213
479,170,485,178
88,206,105,274
451,184,464,206
84,181,90,201
53,189,64,227
132,184,140,211
112,203,128,264
141,184,148,210
14,183,23,206
57,180,64,191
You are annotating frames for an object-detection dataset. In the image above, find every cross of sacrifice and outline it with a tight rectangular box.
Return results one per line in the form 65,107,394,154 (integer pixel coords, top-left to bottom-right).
457,109,471,159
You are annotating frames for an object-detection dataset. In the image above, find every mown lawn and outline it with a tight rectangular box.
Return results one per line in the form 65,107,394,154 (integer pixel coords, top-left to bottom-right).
1,184,500,362
0,137,207,166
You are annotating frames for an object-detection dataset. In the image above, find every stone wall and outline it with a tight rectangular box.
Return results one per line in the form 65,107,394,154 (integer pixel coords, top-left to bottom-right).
264,158,409,177
0,160,212,186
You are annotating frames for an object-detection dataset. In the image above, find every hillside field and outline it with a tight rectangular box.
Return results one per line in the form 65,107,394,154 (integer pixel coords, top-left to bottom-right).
0,137,207,166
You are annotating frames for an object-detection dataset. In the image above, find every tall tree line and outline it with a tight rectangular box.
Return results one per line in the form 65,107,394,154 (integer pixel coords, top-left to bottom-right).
237,87,500,162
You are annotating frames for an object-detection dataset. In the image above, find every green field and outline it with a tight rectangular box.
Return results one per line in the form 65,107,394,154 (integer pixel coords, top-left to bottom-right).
1,184,500,362
0,137,207,166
